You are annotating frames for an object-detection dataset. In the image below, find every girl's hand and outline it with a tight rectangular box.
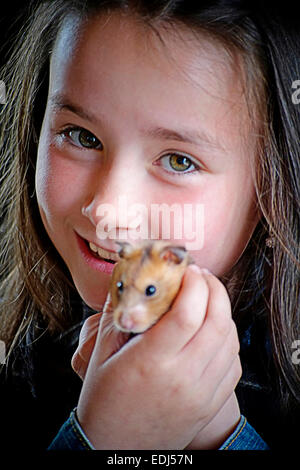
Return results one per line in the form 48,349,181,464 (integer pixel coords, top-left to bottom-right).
71,293,129,381
72,266,242,449
71,312,102,381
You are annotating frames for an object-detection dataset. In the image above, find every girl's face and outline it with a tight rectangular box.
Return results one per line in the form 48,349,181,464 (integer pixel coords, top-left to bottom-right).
36,13,259,311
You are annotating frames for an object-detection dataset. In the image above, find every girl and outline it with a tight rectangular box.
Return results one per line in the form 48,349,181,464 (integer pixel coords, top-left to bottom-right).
0,0,299,450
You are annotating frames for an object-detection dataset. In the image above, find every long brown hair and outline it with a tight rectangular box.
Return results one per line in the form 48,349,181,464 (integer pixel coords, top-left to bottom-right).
0,0,299,408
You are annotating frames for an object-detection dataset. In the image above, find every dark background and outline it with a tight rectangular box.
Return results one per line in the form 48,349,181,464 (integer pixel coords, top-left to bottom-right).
0,1,32,69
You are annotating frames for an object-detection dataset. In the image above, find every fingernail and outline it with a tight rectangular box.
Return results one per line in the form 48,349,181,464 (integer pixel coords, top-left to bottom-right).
200,268,211,275
188,264,201,274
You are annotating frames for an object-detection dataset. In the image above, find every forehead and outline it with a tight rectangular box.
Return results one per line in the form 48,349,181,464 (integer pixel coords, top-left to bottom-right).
51,11,241,91
49,11,251,153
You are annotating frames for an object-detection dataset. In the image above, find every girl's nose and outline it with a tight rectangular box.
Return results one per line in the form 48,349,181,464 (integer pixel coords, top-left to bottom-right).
81,165,149,239
82,194,147,231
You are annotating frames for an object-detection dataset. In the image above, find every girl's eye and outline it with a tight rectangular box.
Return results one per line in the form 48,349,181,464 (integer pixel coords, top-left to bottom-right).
61,127,103,150
158,153,201,174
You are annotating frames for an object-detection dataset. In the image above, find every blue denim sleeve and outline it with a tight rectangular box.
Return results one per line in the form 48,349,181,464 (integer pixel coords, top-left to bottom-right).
218,415,270,450
48,411,269,450
47,408,95,450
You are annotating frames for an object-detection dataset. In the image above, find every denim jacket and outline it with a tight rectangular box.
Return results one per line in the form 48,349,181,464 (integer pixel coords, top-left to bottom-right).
48,408,269,450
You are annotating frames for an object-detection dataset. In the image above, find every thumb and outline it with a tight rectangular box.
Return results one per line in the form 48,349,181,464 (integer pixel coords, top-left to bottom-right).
95,291,131,364
71,312,102,380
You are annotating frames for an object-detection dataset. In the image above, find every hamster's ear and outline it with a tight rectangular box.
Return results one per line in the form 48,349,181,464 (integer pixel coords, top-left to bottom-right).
115,241,134,259
159,245,189,264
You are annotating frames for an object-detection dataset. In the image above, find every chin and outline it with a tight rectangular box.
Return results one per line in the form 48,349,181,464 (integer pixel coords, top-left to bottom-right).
73,282,106,312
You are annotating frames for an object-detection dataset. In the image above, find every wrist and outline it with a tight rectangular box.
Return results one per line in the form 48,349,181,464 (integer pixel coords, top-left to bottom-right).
186,393,240,450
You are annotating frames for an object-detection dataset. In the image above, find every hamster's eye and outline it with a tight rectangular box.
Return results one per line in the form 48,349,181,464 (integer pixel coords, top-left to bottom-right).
145,285,156,296
116,281,123,293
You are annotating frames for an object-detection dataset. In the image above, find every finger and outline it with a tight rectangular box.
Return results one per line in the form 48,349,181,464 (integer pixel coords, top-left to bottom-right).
71,313,102,379
209,356,242,416
94,291,131,364
182,271,233,371
71,353,89,381
141,265,209,358
193,356,242,425
175,316,240,409
78,313,102,361
198,319,240,392
103,290,113,315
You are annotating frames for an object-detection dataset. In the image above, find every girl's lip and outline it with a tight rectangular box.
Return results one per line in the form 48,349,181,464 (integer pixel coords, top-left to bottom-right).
75,231,116,275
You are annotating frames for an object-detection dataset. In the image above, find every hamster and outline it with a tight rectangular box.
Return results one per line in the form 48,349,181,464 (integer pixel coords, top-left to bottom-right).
109,240,193,333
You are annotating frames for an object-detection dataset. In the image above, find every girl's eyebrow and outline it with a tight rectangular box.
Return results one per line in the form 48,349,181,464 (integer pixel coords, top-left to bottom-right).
143,126,223,149
50,94,99,125
50,93,223,150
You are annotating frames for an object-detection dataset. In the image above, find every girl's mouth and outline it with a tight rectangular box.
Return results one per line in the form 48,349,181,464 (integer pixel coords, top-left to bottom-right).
75,232,119,274
87,240,119,263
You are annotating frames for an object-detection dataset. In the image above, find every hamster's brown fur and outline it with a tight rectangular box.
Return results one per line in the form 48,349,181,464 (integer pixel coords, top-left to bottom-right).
109,240,193,333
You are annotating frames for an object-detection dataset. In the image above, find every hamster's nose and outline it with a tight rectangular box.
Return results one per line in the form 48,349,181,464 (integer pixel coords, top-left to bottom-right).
118,313,135,331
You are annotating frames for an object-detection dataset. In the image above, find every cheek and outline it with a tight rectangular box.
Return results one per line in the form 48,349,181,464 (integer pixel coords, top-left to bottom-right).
169,176,257,275
151,180,235,244
36,145,89,226
200,188,257,273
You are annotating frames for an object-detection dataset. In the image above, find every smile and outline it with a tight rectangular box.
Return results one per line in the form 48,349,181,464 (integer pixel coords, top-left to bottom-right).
75,231,119,274
88,241,120,263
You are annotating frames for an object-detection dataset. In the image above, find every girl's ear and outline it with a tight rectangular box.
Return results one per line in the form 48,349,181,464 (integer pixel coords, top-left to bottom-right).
159,245,189,264
115,241,134,258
